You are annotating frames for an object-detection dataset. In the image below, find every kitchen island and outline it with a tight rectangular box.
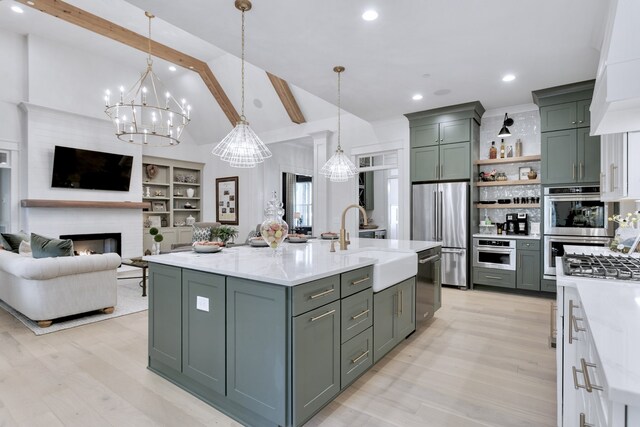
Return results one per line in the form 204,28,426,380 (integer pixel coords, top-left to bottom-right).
144,238,440,427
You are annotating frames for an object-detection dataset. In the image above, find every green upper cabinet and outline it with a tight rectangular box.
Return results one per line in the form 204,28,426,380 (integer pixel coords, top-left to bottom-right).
440,142,470,180
542,129,601,185
540,102,577,132
440,119,470,144
576,99,591,129
410,124,440,148
406,101,484,183
577,128,600,183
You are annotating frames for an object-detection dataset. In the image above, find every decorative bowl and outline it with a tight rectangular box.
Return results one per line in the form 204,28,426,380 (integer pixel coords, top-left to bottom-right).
249,238,269,247
288,236,308,243
193,244,221,253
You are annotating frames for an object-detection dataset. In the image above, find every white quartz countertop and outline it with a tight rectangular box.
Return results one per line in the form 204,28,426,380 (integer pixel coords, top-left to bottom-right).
144,237,441,286
557,247,640,406
473,233,541,240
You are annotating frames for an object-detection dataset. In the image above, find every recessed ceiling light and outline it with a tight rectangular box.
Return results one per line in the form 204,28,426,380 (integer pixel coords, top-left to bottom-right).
422,73,431,79
434,89,451,96
502,74,516,82
168,65,177,72
11,5,24,13
362,10,378,21
412,94,423,101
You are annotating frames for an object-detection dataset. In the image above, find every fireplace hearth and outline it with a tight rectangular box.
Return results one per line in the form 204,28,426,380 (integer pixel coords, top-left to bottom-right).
59,233,122,257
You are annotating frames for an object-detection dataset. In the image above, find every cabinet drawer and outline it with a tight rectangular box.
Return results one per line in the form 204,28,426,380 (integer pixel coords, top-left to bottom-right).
341,327,373,389
292,275,340,316
516,240,540,251
341,266,373,298
341,289,373,343
473,267,515,288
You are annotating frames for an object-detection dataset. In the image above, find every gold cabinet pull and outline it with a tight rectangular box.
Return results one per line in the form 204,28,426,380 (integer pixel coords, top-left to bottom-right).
568,300,579,344
572,365,587,390
581,358,604,392
351,350,369,364
309,288,334,299
580,412,594,427
351,309,370,320
310,309,336,322
351,276,370,286
580,162,584,180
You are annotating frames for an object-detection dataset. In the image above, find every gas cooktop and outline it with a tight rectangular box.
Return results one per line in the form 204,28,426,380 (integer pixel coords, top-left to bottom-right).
563,254,640,281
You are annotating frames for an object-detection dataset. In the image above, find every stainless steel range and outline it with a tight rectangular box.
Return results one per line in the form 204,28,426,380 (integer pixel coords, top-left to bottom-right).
562,254,640,281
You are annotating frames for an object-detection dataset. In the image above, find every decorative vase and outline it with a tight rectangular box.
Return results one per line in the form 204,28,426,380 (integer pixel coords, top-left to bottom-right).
260,192,289,250
186,188,195,198
186,215,196,226
528,170,538,180
152,242,161,255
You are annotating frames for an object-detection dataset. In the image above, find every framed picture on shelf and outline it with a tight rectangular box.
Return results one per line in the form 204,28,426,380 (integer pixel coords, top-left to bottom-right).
216,176,239,225
152,201,166,212
519,167,532,180
148,215,161,228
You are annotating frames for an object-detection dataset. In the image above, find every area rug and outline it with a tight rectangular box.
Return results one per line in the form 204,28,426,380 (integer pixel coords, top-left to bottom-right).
0,277,148,336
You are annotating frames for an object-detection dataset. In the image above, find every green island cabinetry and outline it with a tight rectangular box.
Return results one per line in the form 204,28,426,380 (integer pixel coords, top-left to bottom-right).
533,80,600,185
148,262,414,427
406,101,484,183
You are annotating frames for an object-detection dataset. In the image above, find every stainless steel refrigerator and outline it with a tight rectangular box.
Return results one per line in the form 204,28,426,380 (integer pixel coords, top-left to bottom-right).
412,182,469,288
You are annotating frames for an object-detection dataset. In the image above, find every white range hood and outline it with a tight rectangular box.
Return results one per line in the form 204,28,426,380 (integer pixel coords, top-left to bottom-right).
591,0,640,135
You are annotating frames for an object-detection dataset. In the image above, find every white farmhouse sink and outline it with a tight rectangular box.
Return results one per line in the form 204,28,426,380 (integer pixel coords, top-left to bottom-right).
348,250,417,292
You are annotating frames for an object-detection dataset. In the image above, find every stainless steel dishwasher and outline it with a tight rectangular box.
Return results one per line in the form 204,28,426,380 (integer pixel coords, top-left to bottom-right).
416,246,441,326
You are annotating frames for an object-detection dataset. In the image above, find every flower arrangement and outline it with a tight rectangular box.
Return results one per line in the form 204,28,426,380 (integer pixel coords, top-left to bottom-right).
608,212,640,228
609,212,640,253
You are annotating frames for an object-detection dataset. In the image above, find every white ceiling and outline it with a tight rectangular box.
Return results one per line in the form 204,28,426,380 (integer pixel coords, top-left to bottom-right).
1,0,610,126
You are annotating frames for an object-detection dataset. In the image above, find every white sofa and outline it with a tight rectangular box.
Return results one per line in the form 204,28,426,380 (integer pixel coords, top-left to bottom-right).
0,250,121,327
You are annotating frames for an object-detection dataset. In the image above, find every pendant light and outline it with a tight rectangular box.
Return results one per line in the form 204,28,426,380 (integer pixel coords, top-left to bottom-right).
212,0,271,168
104,12,191,146
498,113,514,137
320,66,358,182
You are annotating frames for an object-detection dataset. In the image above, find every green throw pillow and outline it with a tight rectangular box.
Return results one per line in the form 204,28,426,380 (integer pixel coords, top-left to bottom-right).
192,225,212,242
30,233,74,259
1,231,29,253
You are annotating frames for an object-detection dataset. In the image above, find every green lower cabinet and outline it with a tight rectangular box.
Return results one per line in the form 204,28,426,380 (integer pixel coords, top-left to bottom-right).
516,250,540,291
541,279,557,293
226,277,288,426
473,267,516,288
341,327,373,389
341,289,373,343
411,146,439,182
293,301,341,426
182,269,226,394
373,277,416,363
149,263,182,371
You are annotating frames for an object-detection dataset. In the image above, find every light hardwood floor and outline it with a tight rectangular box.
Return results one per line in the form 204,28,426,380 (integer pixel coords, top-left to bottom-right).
0,286,556,427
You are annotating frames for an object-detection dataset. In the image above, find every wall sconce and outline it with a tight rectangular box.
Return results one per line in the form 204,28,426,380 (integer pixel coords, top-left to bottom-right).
498,113,514,137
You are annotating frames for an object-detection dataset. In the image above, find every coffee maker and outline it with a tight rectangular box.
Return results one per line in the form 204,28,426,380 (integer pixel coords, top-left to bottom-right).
505,213,528,235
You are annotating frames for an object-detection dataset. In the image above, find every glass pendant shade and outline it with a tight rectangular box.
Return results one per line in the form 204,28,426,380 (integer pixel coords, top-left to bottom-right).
320,148,358,182
212,120,272,168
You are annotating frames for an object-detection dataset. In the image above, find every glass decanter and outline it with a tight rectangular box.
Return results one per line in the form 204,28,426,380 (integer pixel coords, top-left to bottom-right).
260,192,289,250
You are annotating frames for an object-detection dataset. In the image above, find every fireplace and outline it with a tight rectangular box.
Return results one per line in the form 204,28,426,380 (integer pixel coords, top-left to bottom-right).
59,233,122,256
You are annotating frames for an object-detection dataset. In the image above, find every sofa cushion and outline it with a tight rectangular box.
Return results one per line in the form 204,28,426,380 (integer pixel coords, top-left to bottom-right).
1,231,29,253
0,250,121,280
192,225,212,242
19,240,32,256
30,233,74,259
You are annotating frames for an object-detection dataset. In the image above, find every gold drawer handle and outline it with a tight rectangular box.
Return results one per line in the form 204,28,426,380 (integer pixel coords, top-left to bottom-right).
580,412,594,427
351,309,370,320
572,365,587,390
581,358,604,392
351,275,370,286
310,309,336,322
309,288,334,300
351,350,369,364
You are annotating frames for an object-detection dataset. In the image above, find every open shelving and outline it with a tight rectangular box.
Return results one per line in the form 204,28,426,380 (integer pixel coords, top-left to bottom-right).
474,154,541,166
476,179,540,187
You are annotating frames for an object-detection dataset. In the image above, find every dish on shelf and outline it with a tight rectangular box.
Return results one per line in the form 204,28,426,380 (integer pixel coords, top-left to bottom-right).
497,199,511,204
480,201,497,204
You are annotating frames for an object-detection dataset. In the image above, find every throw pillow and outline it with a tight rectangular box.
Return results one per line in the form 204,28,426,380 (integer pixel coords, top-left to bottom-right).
192,225,212,243
18,240,32,257
1,231,29,253
30,233,74,259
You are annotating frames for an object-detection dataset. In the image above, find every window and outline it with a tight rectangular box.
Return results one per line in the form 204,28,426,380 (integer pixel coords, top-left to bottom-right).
294,181,312,227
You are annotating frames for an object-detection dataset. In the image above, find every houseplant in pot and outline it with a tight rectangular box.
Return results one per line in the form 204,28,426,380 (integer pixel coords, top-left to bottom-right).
212,225,238,247
149,227,164,255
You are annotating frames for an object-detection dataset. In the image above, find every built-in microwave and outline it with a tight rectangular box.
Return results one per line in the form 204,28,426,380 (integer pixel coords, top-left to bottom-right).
473,239,516,271
543,186,614,237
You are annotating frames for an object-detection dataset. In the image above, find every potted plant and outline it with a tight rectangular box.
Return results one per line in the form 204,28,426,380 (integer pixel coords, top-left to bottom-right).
149,227,164,254
212,225,238,246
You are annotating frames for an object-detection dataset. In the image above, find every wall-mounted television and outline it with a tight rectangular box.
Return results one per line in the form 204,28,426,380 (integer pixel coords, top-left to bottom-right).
51,146,133,192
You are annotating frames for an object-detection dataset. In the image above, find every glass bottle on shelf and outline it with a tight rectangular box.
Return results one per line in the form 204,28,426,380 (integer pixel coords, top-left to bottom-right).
500,139,505,158
489,141,497,159
507,146,513,157
515,138,523,157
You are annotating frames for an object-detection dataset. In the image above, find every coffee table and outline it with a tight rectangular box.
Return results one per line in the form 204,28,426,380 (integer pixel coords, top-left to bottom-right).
120,257,148,297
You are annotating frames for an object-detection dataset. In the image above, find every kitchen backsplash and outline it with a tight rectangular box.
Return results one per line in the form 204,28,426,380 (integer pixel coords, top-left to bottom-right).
479,109,541,160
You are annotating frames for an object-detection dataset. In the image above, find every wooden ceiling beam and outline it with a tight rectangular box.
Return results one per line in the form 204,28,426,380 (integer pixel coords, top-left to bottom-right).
17,0,240,125
266,72,306,124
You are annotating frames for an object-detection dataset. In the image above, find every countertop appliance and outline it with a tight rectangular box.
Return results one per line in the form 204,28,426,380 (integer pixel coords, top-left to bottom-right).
412,182,469,288
416,246,441,326
473,238,516,271
506,213,528,235
544,185,613,237
562,254,640,281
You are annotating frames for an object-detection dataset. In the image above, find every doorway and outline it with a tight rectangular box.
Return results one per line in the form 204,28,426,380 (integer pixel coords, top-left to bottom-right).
282,172,313,235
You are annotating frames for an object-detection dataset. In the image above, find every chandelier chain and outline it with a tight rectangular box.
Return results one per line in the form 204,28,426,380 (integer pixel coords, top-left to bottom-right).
337,69,341,150
146,13,153,67
241,8,245,120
